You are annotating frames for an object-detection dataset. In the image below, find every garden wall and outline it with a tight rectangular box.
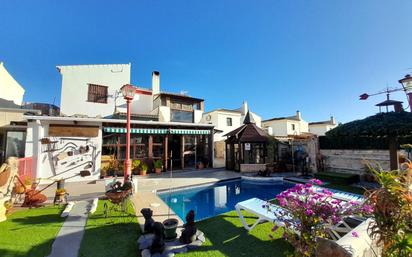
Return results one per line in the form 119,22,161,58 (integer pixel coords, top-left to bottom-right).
320,149,405,174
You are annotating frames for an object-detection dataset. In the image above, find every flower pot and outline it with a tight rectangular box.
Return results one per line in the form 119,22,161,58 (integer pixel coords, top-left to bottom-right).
155,168,162,174
197,162,204,169
14,184,25,194
140,170,147,176
163,218,178,240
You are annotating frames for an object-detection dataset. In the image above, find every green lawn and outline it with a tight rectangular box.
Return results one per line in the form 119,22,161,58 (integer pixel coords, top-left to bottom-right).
78,200,140,257
323,183,366,195
79,200,292,257
0,205,65,257
179,210,292,257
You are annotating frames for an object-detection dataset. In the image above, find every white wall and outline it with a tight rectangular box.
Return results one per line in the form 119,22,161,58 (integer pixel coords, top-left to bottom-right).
59,64,131,117
194,110,203,123
26,120,102,182
309,124,337,136
158,106,171,122
0,62,25,105
202,111,242,142
263,119,309,137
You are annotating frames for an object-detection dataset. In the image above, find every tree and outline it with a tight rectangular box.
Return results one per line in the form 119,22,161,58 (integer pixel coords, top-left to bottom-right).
326,112,412,170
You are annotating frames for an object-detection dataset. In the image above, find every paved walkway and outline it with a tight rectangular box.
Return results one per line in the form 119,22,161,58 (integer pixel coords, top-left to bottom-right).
136,168,240,192
47,201,91,257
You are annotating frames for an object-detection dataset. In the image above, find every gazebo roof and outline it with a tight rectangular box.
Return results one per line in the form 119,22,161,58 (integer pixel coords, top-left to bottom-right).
225,111,269,143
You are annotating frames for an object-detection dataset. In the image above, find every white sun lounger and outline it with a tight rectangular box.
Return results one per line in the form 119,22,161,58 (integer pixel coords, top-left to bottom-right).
235,198,297,233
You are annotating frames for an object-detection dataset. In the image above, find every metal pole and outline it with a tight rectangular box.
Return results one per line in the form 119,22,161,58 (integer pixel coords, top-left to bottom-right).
124,98,132,183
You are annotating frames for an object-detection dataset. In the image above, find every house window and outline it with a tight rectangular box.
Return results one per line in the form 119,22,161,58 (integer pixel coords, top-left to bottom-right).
171,110,193,123
227,117,232,126
291,124,296,131
87,84,108,103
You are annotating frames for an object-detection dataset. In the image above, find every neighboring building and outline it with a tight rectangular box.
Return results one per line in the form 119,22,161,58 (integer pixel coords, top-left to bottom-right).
0,63,32,164
201,101,262,167
308,117,337,136
0,62,25,105
262,111,309,138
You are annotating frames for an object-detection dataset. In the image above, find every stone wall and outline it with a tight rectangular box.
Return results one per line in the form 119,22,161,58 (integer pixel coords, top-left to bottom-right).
320,149,404,174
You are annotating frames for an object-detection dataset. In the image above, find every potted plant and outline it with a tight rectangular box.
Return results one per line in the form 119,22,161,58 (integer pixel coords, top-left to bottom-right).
116,161,124,177
163,218,179,240
365,164,412,256
4,201,12,215
132,159,141,175
22,176,32,190
13,181,26,194
154,159,163,174
197,161,204,169
140,163,148,176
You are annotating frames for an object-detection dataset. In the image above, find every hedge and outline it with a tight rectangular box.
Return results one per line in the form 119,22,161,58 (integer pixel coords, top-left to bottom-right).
315,171,360,184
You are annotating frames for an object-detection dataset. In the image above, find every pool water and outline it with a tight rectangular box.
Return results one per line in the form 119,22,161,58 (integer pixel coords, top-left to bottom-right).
158,178,294,221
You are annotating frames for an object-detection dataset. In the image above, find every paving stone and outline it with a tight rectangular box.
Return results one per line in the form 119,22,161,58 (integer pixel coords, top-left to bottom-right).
47,201,91,257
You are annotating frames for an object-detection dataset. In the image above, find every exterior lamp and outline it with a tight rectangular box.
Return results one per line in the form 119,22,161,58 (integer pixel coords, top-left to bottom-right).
120,84,136,182
120,84,136,100
399,74,412,112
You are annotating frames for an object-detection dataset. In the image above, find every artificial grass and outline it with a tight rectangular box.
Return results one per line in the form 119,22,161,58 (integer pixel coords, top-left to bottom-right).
79,203,292,257
323,183,366,195
179,210,292,257
0,205,65,257
78,200,140,257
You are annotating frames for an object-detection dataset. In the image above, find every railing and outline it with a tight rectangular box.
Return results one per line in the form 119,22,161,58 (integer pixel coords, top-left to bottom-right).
17,157,34,178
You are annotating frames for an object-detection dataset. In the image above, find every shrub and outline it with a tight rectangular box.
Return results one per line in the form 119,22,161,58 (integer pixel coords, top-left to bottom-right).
140,163,148,172
154,159,162,169
315,171,360,184
365,163,412,257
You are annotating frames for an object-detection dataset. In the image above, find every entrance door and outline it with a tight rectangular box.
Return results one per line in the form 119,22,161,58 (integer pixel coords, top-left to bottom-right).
169,135,181,169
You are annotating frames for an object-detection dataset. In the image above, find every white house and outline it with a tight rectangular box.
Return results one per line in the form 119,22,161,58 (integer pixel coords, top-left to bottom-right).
262,111,309,138
0,62,25,105
308,117,337,136
58,64,204,123
201,101,262,167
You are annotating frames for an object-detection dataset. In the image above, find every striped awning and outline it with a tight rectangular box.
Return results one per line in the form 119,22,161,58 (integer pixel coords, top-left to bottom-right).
103,127,210,135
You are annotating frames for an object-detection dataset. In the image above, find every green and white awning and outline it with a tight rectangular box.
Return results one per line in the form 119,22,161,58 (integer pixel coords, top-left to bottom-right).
103,127,210,135
170,129,210,135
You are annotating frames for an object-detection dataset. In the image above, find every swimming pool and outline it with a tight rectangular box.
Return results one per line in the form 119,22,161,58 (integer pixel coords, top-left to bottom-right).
158,178,294,221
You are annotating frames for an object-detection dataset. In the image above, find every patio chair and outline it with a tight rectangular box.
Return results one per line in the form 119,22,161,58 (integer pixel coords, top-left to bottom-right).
235,198,356,239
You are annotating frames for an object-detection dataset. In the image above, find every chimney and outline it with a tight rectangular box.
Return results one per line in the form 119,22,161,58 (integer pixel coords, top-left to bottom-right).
152,71,160,95
330,116,336,125
296,110,302,120
242,101,249,115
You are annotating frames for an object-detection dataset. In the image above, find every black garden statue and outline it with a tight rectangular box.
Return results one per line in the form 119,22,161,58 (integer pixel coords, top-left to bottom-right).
150,222,165,254
179,210,197,244
140,208,155,234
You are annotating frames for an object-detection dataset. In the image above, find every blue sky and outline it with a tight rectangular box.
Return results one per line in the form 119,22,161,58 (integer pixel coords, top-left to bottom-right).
1,0,412,123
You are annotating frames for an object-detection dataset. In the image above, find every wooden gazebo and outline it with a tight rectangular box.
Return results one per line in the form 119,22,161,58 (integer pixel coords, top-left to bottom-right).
225,112,269,172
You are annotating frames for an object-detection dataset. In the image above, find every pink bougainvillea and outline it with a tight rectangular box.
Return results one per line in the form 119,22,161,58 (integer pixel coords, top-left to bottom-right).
264,179,372,256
